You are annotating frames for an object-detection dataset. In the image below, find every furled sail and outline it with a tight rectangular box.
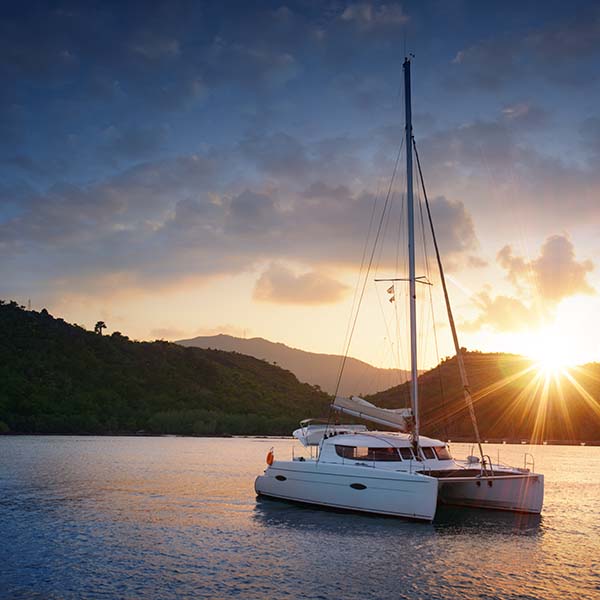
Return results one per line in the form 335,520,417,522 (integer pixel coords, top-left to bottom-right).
332,396,413,431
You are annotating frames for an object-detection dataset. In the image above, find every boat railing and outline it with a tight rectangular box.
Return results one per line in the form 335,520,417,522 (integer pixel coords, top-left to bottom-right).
481,455,494,477
523,452,535,473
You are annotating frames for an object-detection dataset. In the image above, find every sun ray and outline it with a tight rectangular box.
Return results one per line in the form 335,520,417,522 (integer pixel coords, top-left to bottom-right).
552,370,577,442
531,368,551,443
562,370,600,420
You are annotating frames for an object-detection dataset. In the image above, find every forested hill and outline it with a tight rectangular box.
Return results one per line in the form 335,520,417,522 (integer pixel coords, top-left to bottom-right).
368,351,600,443
177,334,409,396
0,301,329,435
2,301,599,442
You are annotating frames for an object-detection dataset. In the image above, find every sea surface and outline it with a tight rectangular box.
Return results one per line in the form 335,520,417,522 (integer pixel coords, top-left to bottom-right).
0,436,598,600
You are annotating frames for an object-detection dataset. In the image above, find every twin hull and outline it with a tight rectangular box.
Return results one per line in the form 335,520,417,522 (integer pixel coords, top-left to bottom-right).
255,461,544,521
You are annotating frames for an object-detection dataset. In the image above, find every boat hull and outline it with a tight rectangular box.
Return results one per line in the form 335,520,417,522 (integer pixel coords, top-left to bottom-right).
437,473,544,514
254,461,439,521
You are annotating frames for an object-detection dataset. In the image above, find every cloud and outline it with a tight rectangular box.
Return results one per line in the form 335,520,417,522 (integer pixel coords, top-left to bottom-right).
462,291,536,333
414,115,600,226
239,132,311,178
428,196,479,261
340,3,409,28
464,235,594,333
498,235,594,303
226,190,283,235
98,124,169,163
0,128,482,298
253,263,349,305
449,12,600,90
501,103,548,129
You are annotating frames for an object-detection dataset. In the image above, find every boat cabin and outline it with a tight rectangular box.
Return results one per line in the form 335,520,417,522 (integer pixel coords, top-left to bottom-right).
316,431,454,469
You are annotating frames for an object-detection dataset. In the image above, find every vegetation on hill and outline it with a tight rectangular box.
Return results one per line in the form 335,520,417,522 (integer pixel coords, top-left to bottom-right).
369,351,600,443
2,300,598,442
0,301,329,435
177,334,409,396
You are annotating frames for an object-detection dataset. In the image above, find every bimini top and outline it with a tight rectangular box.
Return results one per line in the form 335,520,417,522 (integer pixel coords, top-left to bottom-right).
332,396,412,431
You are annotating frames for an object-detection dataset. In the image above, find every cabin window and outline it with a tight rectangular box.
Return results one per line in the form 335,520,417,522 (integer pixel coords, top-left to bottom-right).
398,447,414,460
434,446,452,461
422,447,436,460
335,445,401,461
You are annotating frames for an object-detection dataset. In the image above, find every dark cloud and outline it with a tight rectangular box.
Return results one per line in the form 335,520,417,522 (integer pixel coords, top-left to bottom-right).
97,125,169,163
253,263,349,305
239,132,311,178
3,1,598,313
449,10,600,90
226,190,282,235
414,114,600,225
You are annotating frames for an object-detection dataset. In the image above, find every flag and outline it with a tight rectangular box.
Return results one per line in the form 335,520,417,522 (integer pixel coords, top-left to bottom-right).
386,285,394,294
389,295,395,303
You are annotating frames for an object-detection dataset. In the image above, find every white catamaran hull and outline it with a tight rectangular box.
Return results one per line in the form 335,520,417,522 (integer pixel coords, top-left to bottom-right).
437,473,544,514
255,460,439,521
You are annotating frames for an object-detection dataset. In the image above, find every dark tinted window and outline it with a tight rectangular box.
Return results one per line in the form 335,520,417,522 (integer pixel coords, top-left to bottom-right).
335,446,401,461
399,447,414,460
422,447,436,460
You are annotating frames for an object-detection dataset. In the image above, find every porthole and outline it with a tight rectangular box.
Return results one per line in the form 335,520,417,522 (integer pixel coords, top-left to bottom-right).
350,483,367,490
275,475,287,481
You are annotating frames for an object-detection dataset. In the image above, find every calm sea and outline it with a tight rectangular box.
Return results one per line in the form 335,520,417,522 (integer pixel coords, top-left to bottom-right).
0,436,598,600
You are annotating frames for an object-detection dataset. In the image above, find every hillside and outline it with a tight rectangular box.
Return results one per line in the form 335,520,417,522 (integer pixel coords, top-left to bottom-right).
2,301,599,442
0,301,329,435
369,351,600,443
177,334,409,396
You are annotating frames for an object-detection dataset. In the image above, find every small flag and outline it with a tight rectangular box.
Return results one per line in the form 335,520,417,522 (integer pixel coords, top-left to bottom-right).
389,295,395,303
386,285,394,294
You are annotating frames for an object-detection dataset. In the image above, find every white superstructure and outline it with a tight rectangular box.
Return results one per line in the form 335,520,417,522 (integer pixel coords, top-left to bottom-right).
255,430,543,521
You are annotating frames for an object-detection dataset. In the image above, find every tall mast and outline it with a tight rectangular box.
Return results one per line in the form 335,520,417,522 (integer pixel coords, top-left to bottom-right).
403,56,419,448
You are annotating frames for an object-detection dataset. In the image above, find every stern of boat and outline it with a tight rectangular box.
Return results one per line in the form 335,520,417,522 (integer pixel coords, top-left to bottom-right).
437,472,544,514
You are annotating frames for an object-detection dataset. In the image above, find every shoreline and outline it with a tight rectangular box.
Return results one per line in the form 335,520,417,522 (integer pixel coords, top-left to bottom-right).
1,432,598,446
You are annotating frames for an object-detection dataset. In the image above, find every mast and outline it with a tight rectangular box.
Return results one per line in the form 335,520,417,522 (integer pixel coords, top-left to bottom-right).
403,56,419,449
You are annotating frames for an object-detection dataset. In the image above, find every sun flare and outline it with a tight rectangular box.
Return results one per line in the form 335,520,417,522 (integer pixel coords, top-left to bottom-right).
525,329,578,375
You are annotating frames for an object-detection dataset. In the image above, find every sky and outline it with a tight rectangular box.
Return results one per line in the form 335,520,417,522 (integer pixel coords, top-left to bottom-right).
2,0,600,369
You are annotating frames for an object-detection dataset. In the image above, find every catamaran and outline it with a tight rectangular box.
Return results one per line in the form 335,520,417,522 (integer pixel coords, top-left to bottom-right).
254,58,544,521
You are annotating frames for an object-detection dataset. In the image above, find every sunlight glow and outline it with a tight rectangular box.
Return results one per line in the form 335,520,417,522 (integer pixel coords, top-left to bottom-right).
521,326,582,374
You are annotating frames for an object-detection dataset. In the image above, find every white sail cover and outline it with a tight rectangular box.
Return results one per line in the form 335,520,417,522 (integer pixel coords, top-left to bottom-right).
332,396,413,431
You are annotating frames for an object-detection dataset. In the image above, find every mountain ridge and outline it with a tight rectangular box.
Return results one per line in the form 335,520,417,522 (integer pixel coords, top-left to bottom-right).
177,333,410,396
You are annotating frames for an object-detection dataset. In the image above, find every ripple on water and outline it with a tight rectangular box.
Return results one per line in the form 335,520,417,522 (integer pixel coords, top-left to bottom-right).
0,436,598,600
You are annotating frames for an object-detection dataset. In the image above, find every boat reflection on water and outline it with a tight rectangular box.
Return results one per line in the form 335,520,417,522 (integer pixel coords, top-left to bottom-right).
253,495,542,537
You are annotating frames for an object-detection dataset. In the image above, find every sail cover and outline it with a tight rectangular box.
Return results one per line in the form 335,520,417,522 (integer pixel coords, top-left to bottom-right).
332,396,412,431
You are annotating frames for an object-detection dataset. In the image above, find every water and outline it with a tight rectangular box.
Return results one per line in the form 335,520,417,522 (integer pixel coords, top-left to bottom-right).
0,437,598,600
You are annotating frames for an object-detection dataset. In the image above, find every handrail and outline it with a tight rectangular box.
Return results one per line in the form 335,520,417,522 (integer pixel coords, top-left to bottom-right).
481,454,494,476
524,452,535,472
